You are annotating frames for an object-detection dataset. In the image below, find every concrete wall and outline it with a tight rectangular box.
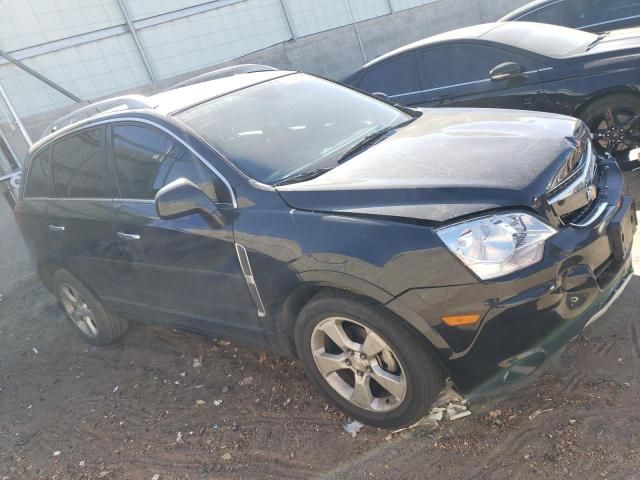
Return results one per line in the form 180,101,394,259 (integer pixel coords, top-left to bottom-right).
0,0,529,296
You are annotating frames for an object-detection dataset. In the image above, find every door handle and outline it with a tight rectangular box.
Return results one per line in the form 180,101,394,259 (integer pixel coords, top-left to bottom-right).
117,232,141,241
48,225,65,232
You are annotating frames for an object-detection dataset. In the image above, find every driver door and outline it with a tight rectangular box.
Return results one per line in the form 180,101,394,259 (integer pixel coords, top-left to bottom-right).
107,122,260,338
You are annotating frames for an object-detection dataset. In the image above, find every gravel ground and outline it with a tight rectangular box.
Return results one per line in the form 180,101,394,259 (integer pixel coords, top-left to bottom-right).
1,170,640,480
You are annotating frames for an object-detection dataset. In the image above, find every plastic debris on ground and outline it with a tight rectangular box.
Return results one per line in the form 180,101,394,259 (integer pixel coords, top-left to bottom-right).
344,419,364,437
528,408,553,421
390,381,471,435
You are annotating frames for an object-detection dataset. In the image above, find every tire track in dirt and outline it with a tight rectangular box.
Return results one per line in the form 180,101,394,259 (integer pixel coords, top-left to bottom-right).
466,426,546,480
563,370,587,393
630,322,640,361
595,336,623,356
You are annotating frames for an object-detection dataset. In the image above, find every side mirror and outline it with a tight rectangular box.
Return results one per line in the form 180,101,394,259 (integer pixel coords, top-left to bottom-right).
490,62,525,82
155,178,225,227
372,91,390,102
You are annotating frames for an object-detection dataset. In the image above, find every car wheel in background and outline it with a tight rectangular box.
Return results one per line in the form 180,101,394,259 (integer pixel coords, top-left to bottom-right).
295,291,445,428
582,93,640,159
52,270,129,346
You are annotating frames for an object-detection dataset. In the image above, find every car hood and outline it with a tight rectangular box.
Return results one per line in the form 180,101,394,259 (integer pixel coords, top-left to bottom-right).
276,108,582,223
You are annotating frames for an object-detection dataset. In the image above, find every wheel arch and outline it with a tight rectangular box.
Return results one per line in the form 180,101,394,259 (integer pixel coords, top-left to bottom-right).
272,271,393,356
273,273,453,376
573,87,640,122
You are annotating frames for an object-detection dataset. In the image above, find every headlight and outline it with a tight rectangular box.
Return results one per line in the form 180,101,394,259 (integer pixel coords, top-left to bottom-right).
436,212,557,280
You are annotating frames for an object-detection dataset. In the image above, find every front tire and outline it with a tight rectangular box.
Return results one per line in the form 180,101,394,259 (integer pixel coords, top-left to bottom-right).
295,292,444,428
52,270,129,346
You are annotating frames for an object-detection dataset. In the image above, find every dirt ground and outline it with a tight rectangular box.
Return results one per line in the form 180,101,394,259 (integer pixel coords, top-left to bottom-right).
2,171,640,480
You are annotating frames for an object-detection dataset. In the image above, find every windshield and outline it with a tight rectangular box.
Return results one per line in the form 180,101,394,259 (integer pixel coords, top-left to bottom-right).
486,22,598,58
175,73,411,184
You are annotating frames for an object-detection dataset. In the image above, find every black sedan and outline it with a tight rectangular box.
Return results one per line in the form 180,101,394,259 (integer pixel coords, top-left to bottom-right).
343,22,640,158
500,0,640,32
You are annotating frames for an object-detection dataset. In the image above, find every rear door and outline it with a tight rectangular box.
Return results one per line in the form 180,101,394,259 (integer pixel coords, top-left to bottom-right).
515,0,640,32
108,122,260,339
46,126,122,306
579,0,640,31
415,44,547,111
14,146,55,271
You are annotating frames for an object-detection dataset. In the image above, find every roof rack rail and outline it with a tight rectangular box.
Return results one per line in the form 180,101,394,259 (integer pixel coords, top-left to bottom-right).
163,64,278,92
41,95,157,139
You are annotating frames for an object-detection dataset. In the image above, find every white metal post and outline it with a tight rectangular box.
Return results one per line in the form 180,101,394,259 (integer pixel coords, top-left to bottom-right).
278,0,296,39
0,82,32,148
346,0,366,63
116,0,159,82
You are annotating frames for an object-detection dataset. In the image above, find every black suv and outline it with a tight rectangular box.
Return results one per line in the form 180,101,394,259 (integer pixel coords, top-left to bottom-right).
15,67,636,428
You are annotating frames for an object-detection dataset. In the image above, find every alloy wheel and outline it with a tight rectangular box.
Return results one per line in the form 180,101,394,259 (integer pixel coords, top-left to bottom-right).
310,316,407,412
591,106,640,156
59,284,99,338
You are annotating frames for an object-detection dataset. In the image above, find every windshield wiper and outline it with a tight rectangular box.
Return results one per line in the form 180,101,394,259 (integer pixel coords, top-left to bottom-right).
274,167,333,186
586,32,609,51
337,118,415,164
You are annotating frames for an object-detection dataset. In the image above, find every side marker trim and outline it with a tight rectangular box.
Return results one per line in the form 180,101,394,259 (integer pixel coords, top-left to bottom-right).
235,243,267,318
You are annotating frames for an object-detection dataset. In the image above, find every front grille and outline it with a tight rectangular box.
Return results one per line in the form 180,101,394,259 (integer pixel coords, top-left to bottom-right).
564,200,597,225
595,255,615,280
547,136,599,226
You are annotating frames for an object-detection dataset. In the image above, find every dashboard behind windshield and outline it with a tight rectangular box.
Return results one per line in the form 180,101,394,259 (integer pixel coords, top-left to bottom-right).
175,73,410,184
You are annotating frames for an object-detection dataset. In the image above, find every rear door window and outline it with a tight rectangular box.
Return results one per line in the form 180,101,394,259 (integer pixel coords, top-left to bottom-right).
518,0,581,27
358,53,424,105
580,0,640,27
519,0,640,29
50,127,110,199
24,147,52,198
111,124,227,203
418,45,538,91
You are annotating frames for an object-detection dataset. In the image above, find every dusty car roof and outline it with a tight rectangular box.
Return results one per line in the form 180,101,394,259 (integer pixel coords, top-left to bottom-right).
152,70,294,114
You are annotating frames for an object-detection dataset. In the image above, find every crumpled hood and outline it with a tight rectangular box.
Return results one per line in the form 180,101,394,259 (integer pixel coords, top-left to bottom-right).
276,108,583,223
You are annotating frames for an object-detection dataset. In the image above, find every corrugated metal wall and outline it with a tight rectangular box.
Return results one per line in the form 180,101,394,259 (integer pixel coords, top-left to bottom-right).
0,0,448,119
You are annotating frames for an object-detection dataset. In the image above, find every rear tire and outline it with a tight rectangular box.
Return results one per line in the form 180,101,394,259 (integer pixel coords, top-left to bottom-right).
581,93,640,158
294,291,444,428
52,270,128,346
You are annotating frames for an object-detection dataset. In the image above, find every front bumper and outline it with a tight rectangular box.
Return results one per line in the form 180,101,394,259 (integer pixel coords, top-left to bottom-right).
390,159,637,395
